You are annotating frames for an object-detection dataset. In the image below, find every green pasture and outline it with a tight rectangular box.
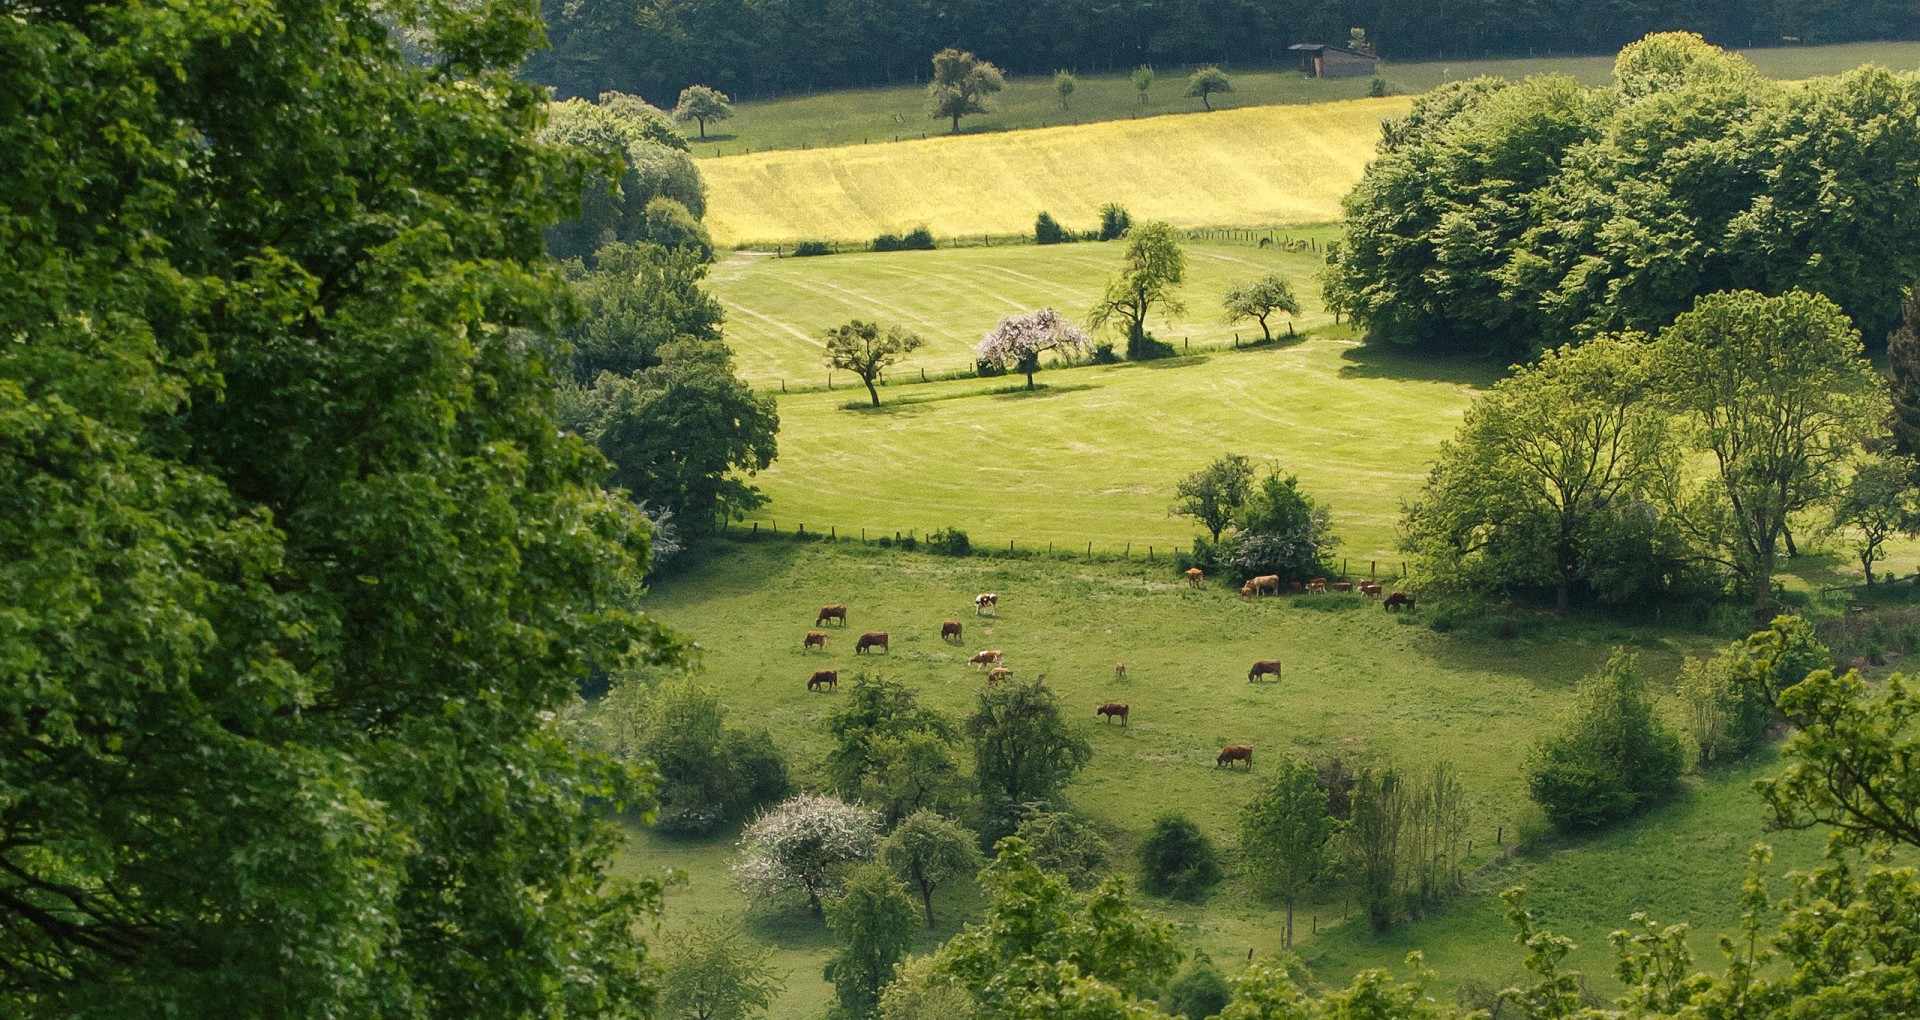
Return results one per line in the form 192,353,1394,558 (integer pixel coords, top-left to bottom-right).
707,230,1341,386
695,42,1920,156
623,541,1833,1017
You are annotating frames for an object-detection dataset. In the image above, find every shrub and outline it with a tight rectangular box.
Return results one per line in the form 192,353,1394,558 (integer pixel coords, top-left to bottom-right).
974,356,1006,378
1367,76,1398,97
791,240,834,257
1098,203,1132,240
1681,615,1826,765
1165,958,1231,1019
580,678,792,835
1034,211,1070,245
1012,809,1110,889
872,232,905,252
637,196,713,261
927,527,972,557
1526,649,1686,831
901,226,935,250
1223,471,1337,582
1137,814,1222,900
1090,341,1120,364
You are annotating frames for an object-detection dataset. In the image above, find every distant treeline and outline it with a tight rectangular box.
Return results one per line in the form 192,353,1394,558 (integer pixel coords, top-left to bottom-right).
527,0,1919,102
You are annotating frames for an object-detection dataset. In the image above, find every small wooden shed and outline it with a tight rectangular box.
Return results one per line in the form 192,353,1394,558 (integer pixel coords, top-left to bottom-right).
1288,44,1379,79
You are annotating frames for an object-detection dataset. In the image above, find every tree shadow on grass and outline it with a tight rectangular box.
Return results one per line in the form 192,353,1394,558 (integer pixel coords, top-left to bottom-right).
1335,341,1505,387
833,381,1097,414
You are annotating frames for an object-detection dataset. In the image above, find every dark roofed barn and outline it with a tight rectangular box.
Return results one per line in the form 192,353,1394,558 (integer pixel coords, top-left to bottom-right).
1289,43,1379,79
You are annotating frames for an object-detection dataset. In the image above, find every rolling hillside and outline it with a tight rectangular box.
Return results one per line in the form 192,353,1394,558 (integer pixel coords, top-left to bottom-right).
698,96,1411,246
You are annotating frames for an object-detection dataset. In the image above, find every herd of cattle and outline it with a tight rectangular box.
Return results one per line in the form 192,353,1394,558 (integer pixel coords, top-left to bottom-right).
797,571,1416,769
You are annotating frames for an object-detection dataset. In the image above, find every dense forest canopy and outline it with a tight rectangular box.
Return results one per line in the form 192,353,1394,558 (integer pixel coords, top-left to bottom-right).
527,0,1920,103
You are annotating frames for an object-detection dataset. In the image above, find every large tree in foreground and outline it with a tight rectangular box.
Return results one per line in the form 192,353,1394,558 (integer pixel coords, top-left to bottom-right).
1,0,674,1014
1654,290,1883,616
926,49,1005,133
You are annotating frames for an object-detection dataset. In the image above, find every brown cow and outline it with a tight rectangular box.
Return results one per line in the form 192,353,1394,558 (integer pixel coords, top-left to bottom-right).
1331,580,1354,593
1307,577,1328,594
986,667,1011,685
1217,745,1254,769
941,620,963,642
803,631,828,650
1096,703,1130,725
1114,662,1129,681
855,631,889,654
1384,592,1416,612
1185,567,1205,588
1239,581,1255,599
1244,574,1281,597
974,592,999,614
1247,659,1283,683
968,649,1004,668
816,604,848,626
807,669,838,692
1360,581,1382,598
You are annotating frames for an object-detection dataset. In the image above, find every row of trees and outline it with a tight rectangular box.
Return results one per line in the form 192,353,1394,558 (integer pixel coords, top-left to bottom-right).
526,0,1920,102
1325,33,1920,357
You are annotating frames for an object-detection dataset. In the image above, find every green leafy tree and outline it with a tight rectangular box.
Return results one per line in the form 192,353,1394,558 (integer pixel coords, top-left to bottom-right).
926,49,1006,133
673,84,734,139
824,320,927,406
1171,454,1255,543
1034,211,1071,245
1401,336,1679,611
1888,282,1920,469
1136,814,1223,901
577,676,790,833
1832,453,1920,584
1013,809,1113,890
1,0,675,1013
638,196,715,261
825,864,920,1020
939,839,1181,1019
1089,221,1187,359
559,241,725,382
581,340,780,530
827,676,967,825
1224,471,1337,583
877,953,975,1020
1185,66,1233,110
1240,758,1337,948
1218,954,1449,1019
1653,290,1884,616
543,92,704,261
1165,958,1231,1020
967,681,1093,840
881,811,984,927
1099,203,1133,241
1345,766,1408,931
1131,65,1155,106
1222,275,1302,341
1526,649,1687,831
1055,70,1077,110
660,925,786,1020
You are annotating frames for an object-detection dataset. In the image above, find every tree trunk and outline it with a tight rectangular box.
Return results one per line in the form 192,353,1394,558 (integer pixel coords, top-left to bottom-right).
951,114,961,133
1863,549,1877,585
1555,579,1570,615
1285,897,1294,948
1753,547,1777,619
1025,368,1036,390
1258,314,1272,341
697,118,707,139
1784,525,1799,557
1203,94,1212,110
920,882,936,928
865,376,880,406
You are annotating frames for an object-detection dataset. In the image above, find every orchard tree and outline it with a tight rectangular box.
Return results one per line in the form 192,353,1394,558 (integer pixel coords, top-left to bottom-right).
733,794,880,916
1223,275,1302,341
1055,70,1077,110
1186,66,1233,110
824,864,919,1020
825,320,926,406
1654,290,1884,616
660,925,785,1020
1132,65,1156,106
1240,759,1338,948
881,811,984,927
926,49,1005,133
976,308,1093,390
1402,336,1678,611
826,676,967,825
1831,454,1920,585
1172,454,1255,542
967,681,1093,839
1089,221,1187,359
674,84,734,139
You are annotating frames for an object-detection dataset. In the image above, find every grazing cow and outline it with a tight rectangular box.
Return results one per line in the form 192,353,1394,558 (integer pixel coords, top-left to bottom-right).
855,631,889,654
1331,581,1354,593
1242,574,1280,597
986,667,1011,685
1307,578,1328,594
1247,659,1283,683
1096,703,1130,725
1217,745,1254,769
803,631,828,650
807,669,838,692
1114,662,1129,681
1384,592,1416,612
816,604,848,627
968,649,1004,668
1239,581,1254,599
941,620,963,642
1185,567,1205,588
1360,582,1382,598
974,593,999,614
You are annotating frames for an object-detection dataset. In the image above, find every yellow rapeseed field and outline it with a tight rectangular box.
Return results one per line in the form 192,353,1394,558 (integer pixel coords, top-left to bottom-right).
698,95,1413,246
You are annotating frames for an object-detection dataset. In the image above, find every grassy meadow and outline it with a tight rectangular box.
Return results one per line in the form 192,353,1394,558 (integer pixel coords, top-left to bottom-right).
624,540,1834,1017
707,229,1341,385
697,97,1408,246
695,41,1920,156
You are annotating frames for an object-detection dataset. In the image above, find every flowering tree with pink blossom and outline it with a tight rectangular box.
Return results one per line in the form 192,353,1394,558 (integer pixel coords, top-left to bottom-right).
731,793,879,917
975,308,1093,390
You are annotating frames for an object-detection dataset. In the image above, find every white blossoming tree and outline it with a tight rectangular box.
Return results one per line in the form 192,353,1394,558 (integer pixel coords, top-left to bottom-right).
732,793,879,917
975,308,1092,390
